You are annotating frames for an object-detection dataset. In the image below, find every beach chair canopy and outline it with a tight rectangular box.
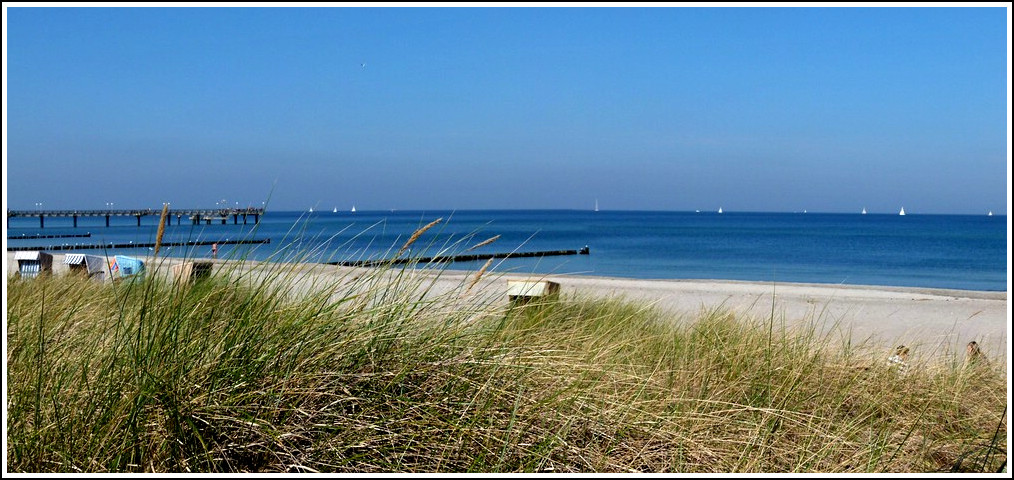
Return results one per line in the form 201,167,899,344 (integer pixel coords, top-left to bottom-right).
15,251,49,261
506,280,559,297
112,255,145,277
506,280,560,301
64,253,107,275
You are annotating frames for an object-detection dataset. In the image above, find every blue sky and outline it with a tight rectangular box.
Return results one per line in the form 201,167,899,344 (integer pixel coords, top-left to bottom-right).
4,6,1009,214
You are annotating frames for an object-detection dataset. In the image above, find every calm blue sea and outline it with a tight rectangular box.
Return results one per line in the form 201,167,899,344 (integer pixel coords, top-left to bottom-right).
6,210,1008,292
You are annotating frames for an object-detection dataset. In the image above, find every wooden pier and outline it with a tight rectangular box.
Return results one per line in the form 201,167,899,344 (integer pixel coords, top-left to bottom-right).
328,246,590,268
6,207,265,228
6,238,270,252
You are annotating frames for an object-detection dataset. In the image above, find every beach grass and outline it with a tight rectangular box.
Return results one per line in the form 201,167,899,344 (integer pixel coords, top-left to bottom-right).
5,244,1007,473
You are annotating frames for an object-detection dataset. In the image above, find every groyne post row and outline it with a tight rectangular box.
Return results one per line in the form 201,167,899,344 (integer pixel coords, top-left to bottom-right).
5,238,270,252
328,246,590,267
6,208,265,228
7,232,93,240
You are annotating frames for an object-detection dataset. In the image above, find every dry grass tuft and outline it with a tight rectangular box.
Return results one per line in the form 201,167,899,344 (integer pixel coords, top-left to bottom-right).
465,235,500,252
465,258,494,294
5,238,1007,474
397,218,443,257
152,202,170,256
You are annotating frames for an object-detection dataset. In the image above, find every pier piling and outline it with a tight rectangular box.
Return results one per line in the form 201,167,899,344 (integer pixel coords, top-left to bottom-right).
8,207,265,228
6,238,270,252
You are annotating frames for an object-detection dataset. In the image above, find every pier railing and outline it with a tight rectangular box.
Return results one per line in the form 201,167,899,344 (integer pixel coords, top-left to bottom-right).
7,207,266,228
7,207,265,217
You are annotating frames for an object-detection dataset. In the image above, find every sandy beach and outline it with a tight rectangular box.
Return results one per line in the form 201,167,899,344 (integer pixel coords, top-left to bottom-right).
6,251,1008,360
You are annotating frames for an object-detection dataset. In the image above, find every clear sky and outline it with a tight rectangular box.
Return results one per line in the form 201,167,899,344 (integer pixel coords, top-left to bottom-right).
3,5,1010,214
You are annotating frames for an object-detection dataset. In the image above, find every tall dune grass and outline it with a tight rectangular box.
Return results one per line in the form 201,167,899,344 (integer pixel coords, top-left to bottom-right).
5,234,1007,473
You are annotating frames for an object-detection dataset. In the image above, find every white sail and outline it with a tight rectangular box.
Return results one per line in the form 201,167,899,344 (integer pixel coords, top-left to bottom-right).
351,205,356,213
309,206,313,213
718,207,723,214
333,207,338,213
899,207,906,216
988,211,993,216
861,208,867,215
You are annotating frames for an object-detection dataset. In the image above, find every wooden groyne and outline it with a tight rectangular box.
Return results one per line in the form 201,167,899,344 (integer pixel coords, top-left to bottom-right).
6,238,270,252
8,232,93,240
328,246,590,268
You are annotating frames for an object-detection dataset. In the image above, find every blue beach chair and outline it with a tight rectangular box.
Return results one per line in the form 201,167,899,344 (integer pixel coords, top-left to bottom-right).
111,255,145,279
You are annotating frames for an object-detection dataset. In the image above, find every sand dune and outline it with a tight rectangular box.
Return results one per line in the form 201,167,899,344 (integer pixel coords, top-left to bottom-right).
6,252,1007,360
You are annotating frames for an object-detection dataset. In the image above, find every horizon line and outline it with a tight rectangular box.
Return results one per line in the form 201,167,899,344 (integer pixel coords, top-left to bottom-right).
5,207,1006,216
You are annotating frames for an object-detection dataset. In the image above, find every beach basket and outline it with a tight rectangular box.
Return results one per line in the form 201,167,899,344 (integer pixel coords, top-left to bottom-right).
14,251,53,279
64,253,107,280
506,279,560,304
171,261,213,284
111,255,145,279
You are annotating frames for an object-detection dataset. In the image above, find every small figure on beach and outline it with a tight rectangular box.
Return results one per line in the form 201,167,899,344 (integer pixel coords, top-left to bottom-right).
211,243,218,259
965,341,989,367
887,345,910,374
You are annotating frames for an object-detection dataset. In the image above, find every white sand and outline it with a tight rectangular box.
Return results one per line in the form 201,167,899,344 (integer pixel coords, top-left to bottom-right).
435,268,1008,358
6,252,1008,360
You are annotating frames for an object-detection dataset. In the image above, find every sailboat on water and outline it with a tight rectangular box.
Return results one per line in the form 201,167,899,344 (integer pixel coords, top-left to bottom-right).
594,199,599,212
899,207,906,216
333,207,338,213
351,205,356,213
861,207,867,215
988,210,993,216
718,207,723,214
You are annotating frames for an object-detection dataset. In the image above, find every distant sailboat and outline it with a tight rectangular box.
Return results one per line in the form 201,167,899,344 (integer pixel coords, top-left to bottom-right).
594,199,599,212
861,207,867,215
718,207,723,214
899,207,906,216
333,207,338,213
987,210,993,216
309,206,313,213
351,205,356,213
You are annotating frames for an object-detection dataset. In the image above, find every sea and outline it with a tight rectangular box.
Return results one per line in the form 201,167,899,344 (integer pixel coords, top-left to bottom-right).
5,210,1008,292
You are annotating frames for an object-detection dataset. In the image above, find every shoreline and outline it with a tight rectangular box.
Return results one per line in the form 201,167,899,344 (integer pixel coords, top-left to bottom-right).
5,251,1006,299
6,252,1009,357
438,266,1009,300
